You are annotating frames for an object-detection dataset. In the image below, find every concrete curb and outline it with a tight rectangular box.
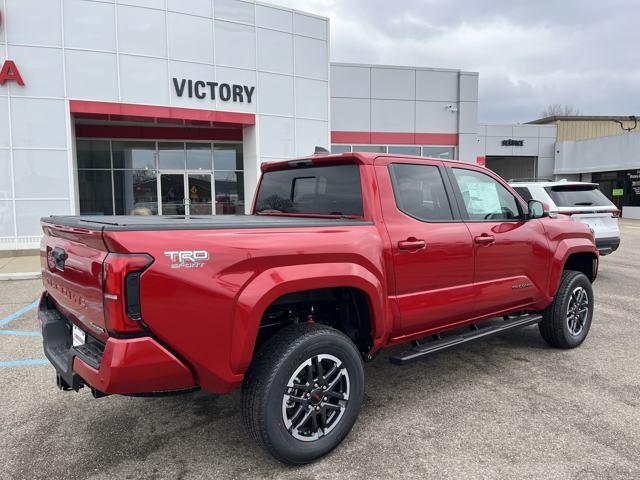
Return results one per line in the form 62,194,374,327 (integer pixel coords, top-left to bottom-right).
0,272,42,281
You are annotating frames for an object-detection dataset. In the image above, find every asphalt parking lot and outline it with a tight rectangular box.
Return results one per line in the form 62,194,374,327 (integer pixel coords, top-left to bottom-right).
1,221,639,480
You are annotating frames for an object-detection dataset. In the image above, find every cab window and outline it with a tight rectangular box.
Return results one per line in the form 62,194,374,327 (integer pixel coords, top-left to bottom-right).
389,164,454,221
255,164,364,216
452,168,521,221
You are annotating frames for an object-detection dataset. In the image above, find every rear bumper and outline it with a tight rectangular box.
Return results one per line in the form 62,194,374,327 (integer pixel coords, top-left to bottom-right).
595,236,620,255
39,293,196,396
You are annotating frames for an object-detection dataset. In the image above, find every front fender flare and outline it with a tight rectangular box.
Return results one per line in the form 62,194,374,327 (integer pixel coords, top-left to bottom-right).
548,240,598,298
230,263,387,375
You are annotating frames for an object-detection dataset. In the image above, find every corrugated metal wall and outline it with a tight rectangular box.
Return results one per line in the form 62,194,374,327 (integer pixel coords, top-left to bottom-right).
556,120,640,141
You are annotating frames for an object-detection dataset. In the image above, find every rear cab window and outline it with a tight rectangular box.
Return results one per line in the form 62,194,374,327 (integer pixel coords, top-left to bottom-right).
389,163,454,221
255,164,364,217
544,185,614,207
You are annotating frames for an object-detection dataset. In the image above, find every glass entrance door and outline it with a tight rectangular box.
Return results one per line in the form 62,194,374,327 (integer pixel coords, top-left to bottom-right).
160,174,186,215
159,173,213,215
187,173,213,215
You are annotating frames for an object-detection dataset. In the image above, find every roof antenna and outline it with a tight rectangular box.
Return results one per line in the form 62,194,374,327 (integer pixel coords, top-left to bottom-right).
314,146,330,155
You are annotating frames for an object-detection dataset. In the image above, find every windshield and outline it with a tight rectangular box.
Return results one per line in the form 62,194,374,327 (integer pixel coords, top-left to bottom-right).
255,164,364,216
544,185,613,207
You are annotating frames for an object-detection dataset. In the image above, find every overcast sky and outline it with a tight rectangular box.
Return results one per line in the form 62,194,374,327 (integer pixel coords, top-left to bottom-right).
276,0,640,123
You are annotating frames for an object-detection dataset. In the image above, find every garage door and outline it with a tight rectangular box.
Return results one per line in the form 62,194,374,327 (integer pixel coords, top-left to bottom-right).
486,156,537,181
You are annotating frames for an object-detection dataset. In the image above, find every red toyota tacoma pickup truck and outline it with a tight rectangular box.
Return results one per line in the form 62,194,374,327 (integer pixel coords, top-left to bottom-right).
38,152,598,464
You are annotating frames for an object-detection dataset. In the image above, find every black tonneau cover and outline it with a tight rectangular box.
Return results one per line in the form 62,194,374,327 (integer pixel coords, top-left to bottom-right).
42,215,372,232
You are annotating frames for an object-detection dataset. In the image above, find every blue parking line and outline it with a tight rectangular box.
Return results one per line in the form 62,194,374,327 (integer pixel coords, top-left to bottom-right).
0,300,39,328
0,359,49,367
0,330,42,337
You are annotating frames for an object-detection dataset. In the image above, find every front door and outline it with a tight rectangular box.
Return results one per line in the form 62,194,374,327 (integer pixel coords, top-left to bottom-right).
448,166,550,317
160,173,186,215
159,173,213,215
375,157,475,337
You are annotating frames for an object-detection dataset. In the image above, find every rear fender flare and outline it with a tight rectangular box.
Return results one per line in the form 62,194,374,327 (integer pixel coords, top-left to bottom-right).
230,263,386,375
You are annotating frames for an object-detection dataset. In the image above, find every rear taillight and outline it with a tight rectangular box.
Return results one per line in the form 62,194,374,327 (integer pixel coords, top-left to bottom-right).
103,253,153,335
611,209,621,218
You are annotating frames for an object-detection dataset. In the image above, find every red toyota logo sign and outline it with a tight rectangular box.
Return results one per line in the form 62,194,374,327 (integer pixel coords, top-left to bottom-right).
0,9,26,86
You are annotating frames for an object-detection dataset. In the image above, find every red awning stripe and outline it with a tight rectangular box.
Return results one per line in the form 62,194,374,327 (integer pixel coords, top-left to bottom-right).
69,100,255,126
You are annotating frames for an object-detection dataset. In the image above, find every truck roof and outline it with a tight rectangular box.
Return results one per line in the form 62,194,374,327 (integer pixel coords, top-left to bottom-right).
261,152,476,172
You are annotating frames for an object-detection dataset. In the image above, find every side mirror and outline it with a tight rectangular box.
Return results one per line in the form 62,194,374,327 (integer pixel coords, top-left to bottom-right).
527,200,548,219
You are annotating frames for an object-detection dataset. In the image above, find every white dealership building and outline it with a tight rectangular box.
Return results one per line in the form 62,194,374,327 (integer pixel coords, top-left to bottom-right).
0,0,637,251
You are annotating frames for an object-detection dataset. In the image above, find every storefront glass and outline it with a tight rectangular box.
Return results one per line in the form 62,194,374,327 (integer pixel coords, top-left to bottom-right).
76,140,243,216
114,170,158,215
592,169,640,209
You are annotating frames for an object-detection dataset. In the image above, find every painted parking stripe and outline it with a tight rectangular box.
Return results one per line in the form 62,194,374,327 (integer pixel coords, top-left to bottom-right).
0,359,49,367
0,330,42,337
0,299,39,328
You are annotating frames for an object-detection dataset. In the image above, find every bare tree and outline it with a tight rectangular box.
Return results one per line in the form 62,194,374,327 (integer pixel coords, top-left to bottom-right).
541,104,580,117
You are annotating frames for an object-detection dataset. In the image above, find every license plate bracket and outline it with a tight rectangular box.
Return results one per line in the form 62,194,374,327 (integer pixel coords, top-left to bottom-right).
72,324,86,347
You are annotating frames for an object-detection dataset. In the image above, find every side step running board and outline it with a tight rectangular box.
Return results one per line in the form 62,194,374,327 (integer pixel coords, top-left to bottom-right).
389,314,542,365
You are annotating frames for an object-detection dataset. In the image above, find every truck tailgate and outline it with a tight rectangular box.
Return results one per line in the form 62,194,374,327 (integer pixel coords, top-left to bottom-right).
40,222,109,342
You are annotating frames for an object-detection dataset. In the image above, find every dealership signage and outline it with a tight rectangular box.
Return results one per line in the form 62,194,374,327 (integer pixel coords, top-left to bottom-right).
502,139,524,146
629,170,640,195
172,78,255,103
0,11,25,86
0,60,24,86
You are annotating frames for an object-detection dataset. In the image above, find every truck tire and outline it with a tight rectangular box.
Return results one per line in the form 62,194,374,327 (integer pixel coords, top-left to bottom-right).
241,323,364,465
539,270,594,349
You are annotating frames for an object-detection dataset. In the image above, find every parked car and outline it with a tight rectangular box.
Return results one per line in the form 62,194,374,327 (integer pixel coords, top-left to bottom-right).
39,152,598,464
510,179,620,255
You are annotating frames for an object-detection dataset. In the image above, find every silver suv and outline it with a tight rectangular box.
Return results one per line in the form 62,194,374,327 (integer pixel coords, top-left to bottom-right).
509,179,620,255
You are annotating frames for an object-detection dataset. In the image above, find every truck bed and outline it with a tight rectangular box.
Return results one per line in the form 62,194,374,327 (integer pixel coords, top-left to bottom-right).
42,215,372,231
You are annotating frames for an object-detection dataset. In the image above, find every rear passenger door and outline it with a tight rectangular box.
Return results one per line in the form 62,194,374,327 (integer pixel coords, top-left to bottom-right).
447,166,550,317
375,157,475,336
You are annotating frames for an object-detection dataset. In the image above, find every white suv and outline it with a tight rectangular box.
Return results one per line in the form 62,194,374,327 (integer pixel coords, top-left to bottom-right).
509,179,621,255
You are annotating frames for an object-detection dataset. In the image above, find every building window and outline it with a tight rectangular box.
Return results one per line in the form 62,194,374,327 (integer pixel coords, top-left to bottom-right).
388,146,421,156
214,144,244,214
187,143,212,170
158,142,186,170
112,141,156,169
422,146,455,159
592,169,640,208
75,140,244,216
77,140,111,168
331,145,351,153
77,169,113,216
114,170,158,215
330,144,455,159
353,145,387,153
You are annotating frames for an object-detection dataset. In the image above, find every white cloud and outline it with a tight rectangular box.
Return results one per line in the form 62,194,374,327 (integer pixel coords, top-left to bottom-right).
275,0,640,122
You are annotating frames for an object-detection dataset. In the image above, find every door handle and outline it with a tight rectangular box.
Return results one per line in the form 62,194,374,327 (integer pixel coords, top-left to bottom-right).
398,237,426,251
474,234,495,245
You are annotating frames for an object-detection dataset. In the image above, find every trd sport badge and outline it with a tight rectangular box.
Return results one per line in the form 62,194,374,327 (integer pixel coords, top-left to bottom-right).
164,250,209,269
